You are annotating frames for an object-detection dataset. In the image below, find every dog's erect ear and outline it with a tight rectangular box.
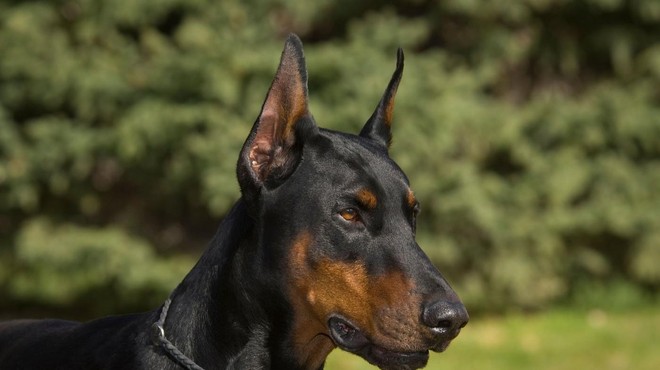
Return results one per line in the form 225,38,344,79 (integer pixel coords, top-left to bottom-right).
238,34,315,203
360,48,404,149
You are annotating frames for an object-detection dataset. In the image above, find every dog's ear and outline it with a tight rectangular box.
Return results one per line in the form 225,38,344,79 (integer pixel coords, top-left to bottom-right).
360,48,404,149
238,34,315,204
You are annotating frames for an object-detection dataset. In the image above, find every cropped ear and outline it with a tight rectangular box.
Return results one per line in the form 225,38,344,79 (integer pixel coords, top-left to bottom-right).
237,34,315,204
359,48,404,149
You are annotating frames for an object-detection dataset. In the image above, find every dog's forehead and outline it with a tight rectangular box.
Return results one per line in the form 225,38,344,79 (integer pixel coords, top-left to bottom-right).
308,128,410,192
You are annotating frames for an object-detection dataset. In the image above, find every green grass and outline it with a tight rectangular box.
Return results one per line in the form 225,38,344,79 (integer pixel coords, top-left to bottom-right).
325,308,660,370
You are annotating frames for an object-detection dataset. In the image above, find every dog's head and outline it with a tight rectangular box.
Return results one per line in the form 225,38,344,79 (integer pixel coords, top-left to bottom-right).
237,34,468,370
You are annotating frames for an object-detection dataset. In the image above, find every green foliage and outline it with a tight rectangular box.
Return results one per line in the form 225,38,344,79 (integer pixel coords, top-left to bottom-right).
0,0,658,314
8,219,192,309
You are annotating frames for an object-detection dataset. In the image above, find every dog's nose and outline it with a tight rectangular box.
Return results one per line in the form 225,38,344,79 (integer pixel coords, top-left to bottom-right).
421,300,469,336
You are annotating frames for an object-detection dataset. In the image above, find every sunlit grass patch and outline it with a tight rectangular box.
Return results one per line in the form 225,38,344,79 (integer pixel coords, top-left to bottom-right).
326,308,660,370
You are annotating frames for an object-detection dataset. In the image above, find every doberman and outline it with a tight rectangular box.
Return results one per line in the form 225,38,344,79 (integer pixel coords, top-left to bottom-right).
0,34,468,370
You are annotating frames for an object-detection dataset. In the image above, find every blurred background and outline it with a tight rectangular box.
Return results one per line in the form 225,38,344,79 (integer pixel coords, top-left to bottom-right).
0,0,658,368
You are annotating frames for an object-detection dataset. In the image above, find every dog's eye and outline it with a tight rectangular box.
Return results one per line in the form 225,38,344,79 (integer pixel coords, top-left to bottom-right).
340,208,360,222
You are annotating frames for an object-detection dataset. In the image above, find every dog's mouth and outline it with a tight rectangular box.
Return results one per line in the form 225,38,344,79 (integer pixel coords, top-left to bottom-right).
328,316,435,370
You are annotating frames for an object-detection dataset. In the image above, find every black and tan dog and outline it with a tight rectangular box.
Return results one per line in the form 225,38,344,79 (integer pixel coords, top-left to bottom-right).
0,34,468,370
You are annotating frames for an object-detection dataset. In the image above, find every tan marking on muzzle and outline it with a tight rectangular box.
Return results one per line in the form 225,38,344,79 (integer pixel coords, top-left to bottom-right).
288,232,428,358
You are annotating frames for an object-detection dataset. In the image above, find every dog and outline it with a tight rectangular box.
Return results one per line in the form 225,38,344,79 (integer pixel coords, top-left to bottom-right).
0,34,468,370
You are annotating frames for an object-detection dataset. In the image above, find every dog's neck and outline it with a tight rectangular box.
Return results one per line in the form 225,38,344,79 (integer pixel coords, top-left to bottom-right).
156,199,330,370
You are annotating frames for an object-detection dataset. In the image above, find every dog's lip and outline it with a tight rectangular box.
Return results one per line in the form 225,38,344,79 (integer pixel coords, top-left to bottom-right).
428,326,462,353
328,316,430,370
368,346,430,370
430,339,453,353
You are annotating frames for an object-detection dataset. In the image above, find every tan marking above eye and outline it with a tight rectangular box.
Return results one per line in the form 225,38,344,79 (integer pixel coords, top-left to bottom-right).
356,188,378,209
407,188,417,209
